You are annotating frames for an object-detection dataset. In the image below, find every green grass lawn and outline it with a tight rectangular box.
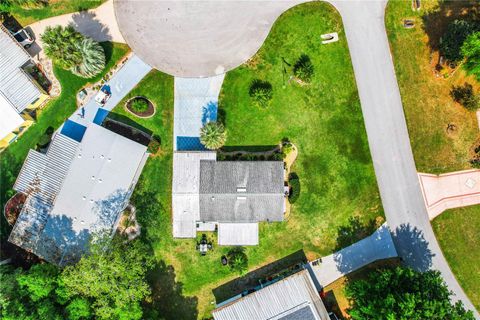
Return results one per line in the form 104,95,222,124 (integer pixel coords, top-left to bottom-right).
432,206,480,311
7,0,106,26
0,42,129,243
385,1,480,173
112,3,384,319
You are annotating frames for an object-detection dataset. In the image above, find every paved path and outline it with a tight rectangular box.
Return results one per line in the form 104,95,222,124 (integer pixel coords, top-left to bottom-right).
27,0,124,53
173,75,225,150
308,223,397,288
419,169,480,220
69,54,151,126
330,0,477,316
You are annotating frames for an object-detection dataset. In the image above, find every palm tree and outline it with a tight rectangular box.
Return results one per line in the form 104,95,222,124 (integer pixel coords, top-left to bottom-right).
200,122,227,150
71,38,105,78
42,25,83,69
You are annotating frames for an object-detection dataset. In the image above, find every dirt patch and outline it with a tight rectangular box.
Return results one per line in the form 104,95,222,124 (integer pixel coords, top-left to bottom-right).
125,96,156,118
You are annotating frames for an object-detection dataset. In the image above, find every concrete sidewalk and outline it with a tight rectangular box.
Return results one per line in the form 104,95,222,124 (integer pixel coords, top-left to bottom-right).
69,54,151,126
307,223,397,288
419,169,480,220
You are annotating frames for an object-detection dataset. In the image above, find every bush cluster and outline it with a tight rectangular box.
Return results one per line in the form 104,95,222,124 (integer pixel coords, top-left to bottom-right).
450,83,480,111
249,79,273,108
130,98,149,113
288,172,300,204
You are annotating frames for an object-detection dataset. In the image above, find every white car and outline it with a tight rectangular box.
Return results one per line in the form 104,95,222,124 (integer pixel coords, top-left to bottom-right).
95,85,112,106
11,28,34,48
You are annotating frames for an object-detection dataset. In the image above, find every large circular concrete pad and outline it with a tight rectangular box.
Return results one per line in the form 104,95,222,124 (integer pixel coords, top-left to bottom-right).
114,0,305,77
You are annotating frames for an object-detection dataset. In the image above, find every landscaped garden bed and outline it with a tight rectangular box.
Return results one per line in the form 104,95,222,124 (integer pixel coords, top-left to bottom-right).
125,96,156,118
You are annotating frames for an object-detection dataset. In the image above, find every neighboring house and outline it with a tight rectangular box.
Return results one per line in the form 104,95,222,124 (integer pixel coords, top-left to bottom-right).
213,269,330,320
0,25,49,151
172,151,286,246
8,121,149,266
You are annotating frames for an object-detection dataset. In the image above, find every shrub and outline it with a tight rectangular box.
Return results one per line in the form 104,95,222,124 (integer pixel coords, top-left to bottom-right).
200,121,227,150
462,31,480,79
130,98,149,113
147,134,161,154
450,83,480,111
226,248,248,275
282,142,294,156
293,54,314,83
440,20,475,62
288,172,300,204
71,38,106,78
249,79,273,108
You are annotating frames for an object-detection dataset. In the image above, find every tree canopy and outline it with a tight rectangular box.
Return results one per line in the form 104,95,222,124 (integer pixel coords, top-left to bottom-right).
0,237,153,320
345,266,474,320
439,20,475,63
462,31,480,79
42,25,105,78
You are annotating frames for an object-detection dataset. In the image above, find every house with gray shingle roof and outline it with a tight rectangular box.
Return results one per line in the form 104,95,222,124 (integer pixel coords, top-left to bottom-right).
172,151,286,245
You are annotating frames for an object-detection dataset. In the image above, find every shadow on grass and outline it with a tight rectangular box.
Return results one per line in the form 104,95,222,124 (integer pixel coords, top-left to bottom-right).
213,250,307,304
99,41,113,65
334,216,380,252
144,261,198,320
421,0,480,51
220,145,278,153
103,112,152,146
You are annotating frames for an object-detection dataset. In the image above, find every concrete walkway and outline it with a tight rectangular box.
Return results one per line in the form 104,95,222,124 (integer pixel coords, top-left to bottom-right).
307,223,397,288
173,75,225,150
69,54,151,126
330,1,478,316
419,169,480,220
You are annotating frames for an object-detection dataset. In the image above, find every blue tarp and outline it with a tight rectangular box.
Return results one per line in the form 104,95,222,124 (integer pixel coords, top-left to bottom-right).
93,108,109,125
60,120,87,142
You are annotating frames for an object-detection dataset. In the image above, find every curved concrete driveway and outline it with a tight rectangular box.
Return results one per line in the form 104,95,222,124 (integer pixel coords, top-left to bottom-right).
114,0,307,77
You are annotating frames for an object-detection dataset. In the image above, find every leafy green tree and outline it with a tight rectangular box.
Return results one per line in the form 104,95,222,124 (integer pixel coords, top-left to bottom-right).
0,264,66,320
462,31,480,79
293,54,314,83
249,79,273,108
345,266,474,320
440,20,475,62
66,298,92,320
450,83,480,111
227,248,248,275
71,38,106,78
42,25,84,70
61,237,153,320
200,121,227,150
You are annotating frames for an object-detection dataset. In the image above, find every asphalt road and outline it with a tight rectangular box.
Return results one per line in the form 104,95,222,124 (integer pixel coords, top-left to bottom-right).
330,0,478,316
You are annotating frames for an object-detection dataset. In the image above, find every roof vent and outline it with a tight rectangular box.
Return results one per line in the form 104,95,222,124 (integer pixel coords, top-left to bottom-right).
98,178,103,183
236,187,247,193
236,196,247,200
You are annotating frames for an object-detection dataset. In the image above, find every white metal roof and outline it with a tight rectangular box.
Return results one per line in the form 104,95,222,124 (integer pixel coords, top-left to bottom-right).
9,123,148,265
0,26,41,113
49,123,148,234
172,151,216,238
0,93,24,141
218,223,259,246
213,269,330,320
